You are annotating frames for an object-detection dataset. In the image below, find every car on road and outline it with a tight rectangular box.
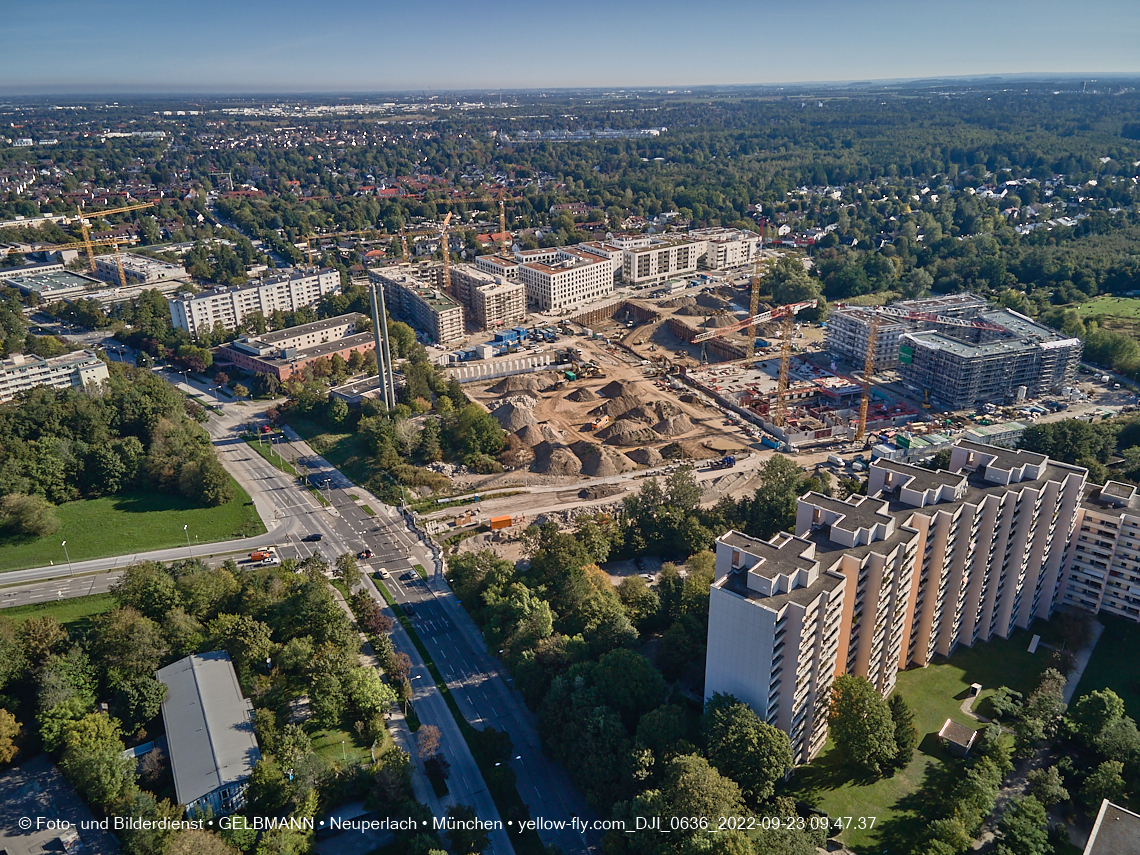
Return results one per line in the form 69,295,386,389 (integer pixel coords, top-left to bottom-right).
404,603,415,615
375,568,390,579
640,573,654,582
260,424,273,433
260,555,281,566
301,533,322,542
400,571,416,581
358,549,374,559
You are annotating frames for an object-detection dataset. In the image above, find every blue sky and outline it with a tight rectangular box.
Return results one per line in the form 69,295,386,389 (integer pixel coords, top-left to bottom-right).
3,0,1140,94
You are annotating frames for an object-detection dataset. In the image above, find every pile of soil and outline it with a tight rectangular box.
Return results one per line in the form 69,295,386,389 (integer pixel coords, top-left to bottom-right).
589,394,641,419
697,291,731,310
579,483,625,501
598,379,641,398
492,403,538,433
571,441,638,477
532,442,582,476
654,414,696,436
660,440,720,460
566,387,599,403
514,424,546,448
626,401,681,423
597,419,660,447
701,314,737,328
626,447,665,467
540,424,567,444
678,394,700,404
664,295,698,309
673,305,709,317
488,374,544,395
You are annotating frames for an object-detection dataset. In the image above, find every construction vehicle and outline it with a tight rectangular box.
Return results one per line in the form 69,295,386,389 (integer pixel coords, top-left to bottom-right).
249,547,276,562
589,414,611,431
706,455,737,470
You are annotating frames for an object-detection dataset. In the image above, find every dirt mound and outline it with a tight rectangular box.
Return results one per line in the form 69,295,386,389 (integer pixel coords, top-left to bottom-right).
514,424,546,448
696,291,731,310
679,394,700,404
674,305,709,317
664,295,698,308
654,414,696,436
589,394,642,419
566,387,599,402
660,440,719,460
580,483,625,500
532,442,582,476
488,374,544,395
626,447,664,467
540,424,566,444
597,419,660,446
492,403,538,433
701,314,738,328
598,379,641,398
571,441,638,478
625,401,681,423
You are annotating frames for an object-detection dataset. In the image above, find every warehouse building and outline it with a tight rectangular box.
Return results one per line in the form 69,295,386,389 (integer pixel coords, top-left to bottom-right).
93,252,186,285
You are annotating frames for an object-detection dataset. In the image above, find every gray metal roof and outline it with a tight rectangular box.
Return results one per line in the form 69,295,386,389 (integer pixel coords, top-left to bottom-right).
156,651,260,807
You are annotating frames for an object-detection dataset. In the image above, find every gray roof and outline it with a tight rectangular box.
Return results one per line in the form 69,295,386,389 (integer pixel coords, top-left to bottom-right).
156,651,260,807
1085,800,1140,855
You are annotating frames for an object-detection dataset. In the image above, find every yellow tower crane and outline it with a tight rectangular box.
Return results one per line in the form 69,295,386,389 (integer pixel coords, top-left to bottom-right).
74,202,155,273
855,317,880,443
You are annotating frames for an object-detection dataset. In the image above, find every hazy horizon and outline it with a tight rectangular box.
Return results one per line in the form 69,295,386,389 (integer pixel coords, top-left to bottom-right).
4,0,1139,95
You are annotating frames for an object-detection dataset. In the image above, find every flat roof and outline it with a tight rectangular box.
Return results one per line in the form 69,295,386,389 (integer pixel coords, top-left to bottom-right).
2,269,102,294
156,651,260,807
234,331,374,366
255,312,364,345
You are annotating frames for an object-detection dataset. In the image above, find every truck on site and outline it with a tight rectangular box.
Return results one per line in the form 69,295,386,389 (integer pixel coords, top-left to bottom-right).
706,455,737,470
249,547,277,562
827,454,844,467
590,414,611,431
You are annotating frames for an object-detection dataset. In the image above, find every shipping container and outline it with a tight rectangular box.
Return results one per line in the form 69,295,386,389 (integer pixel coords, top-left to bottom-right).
490,515,513,531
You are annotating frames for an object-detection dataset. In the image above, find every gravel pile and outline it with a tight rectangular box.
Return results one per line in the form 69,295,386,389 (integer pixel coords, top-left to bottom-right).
488,374,545,395
598,379,641,398
626,447,665,467
597,419,660,446
660,440,720,460
532,442,582,476
565,387,600,402
571,442,638,477
654,414,696,436
589,394,641,418
492,402,538,432
515,424,546,448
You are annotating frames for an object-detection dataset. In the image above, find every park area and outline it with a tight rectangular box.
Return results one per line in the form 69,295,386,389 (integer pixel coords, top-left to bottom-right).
786,628,1052,853
0,481,265,573
1075,295,1140,321
1073,613,1140,720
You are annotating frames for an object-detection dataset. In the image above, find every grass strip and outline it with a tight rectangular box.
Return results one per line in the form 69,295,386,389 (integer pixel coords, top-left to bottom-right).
361,505,376,516
413,563,428,580
374,581,545,855
243,437,300,478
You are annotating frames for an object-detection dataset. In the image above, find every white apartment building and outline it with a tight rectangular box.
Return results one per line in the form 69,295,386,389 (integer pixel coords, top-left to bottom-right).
689,227,761,270
707,440,1090,763
1060,481,1140,621
518,247,613,312
94,252,186,285
0,350,109,402
613,236,703,287
369,266,465,345
706,530,847,764
575,241,624,283
169,268,340,336
475,254,520,281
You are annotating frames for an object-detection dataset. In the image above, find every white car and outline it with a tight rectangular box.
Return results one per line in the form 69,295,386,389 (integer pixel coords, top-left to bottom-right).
260,556,281,566
376,568,390,578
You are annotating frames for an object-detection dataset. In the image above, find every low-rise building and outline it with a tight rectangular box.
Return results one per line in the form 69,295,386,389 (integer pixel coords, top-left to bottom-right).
1,268,102,302
1084,800,1140,855
369,266,466,345
169,268,340,336
0,350,109,402
156,651,260,818
219,313,373,381
0,260,66,280
93,252,186,285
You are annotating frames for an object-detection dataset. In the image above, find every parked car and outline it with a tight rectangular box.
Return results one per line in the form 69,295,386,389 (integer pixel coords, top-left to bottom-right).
400,571,416,582
301,533,322,542
375,568,390,579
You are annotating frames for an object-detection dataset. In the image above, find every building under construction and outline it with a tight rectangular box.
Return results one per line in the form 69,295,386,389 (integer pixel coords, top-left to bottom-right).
899,310,1082,410
827,295,1082,410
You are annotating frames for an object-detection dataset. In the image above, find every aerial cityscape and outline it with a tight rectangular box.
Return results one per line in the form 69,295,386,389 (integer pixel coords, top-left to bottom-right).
2,6,1140,855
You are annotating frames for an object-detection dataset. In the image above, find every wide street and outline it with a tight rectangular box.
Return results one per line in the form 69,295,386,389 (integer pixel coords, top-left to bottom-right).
2,370,600,855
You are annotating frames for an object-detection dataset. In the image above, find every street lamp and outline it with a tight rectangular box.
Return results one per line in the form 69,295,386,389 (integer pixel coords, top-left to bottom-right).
184,524,193,557
61,540,73,577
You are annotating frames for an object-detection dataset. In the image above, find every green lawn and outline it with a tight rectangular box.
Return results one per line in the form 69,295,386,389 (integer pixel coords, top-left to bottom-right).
0,482,265,573
1,592,116,633
308,722,373,766
1073,614,1140,720
786,628,1051,853
286,415,376,488
1075,295,1140,319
